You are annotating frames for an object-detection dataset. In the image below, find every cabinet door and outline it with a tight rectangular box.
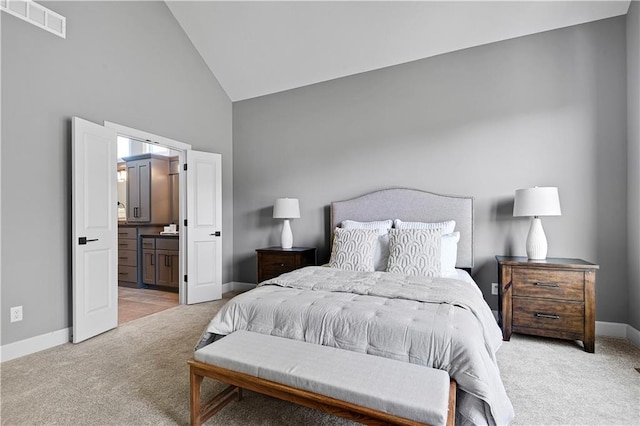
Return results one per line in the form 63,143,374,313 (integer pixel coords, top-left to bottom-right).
126,162,140,222
126,159,151,223
156,249,173,286
170,174,179,224
137,160,151,222
169,251,179,287
142,249,156,285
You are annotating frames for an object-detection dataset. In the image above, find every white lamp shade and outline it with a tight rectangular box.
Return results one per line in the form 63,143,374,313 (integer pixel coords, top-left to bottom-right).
513,187,561,217
273,198,300,219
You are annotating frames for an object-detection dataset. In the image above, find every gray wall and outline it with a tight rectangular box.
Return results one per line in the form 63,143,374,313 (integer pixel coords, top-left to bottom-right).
233,17,629,322
1,1,233,345
628,1,640,331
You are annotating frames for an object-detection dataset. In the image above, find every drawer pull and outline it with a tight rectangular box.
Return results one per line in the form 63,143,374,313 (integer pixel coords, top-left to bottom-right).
534,282,560,288
535,313,560,320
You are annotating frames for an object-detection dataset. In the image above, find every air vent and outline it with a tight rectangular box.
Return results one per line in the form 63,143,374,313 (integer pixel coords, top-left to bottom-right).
1,0,66,38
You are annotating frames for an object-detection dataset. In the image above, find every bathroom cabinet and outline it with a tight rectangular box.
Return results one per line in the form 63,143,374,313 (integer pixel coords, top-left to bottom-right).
124,154,170,224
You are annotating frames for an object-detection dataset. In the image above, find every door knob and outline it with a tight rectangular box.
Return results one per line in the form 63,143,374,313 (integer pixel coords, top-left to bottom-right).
78,237,99,245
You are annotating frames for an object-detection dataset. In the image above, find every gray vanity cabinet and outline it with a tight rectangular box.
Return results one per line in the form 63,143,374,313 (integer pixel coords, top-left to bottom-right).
141,237,156,285
156,249,179,286
141,236,179,288
125,154,170,224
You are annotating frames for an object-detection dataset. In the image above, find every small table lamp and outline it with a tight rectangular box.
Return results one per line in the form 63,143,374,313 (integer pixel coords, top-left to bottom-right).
513,187,562,260
273,198,300,249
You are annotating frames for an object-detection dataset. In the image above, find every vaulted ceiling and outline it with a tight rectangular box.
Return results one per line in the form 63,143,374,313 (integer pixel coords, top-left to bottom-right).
165,1,631,101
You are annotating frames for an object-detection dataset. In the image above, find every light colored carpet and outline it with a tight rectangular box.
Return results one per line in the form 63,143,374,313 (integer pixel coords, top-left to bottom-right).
497,333,640,425
1,293,639,425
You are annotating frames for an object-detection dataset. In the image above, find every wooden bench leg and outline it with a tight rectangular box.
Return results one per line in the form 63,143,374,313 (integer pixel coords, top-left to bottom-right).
190,368,204,426
447,380,457,426
190,364,244,426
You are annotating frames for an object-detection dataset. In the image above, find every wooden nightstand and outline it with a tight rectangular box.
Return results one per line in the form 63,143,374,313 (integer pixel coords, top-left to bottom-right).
256,247,317,283
497,256,599,353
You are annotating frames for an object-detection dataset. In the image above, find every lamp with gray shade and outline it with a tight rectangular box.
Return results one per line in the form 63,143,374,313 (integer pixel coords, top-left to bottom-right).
513,187,562,260
273,198,300,249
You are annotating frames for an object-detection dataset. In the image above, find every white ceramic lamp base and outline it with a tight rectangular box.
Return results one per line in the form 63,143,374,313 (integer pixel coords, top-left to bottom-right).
526,217,548,260
281,219,293,249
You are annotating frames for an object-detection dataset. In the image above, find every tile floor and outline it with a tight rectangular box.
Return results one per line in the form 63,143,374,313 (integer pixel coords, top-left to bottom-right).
118,286,179,325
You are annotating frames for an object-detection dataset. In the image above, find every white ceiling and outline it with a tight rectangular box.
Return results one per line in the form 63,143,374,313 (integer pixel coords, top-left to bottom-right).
165,1,631,102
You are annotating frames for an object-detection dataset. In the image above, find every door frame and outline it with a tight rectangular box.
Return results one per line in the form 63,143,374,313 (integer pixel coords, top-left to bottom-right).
104,121,191,304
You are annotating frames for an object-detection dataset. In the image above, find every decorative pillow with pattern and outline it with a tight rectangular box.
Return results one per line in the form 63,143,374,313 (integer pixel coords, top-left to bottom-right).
341,220,393,271
329,228,378,271
387,228,442,277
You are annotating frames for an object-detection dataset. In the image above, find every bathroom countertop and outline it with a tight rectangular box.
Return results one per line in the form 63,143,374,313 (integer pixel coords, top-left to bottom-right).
140,233,179,239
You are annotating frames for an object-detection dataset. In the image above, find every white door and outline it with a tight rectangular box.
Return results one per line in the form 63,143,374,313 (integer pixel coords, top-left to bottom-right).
185,150,222,304
72,117,118,343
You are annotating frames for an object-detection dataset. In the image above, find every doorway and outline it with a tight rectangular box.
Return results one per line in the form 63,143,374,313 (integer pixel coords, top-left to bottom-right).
116,136,181,324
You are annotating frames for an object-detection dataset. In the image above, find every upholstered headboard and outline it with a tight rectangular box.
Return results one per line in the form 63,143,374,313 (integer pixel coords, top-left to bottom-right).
331,188,474,269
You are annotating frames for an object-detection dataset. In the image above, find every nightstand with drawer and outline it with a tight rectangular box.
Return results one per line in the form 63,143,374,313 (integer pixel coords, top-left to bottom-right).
497,256,599,353
256,247,317,283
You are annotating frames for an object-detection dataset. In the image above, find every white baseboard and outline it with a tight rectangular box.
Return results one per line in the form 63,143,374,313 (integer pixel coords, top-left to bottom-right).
222,281,256,293
627,324,640,348
595,321,628,338
596,321,640,348
1,327,70,363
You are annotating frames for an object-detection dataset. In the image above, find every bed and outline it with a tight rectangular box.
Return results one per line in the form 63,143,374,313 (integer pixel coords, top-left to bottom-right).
196,188,514,426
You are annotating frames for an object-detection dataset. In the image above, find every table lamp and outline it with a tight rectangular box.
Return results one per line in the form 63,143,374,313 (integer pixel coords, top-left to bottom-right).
273,198,300,249
513,187,562,260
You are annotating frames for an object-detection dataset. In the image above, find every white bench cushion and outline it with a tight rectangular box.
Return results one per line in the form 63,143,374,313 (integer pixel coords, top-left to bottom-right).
195,330,450,425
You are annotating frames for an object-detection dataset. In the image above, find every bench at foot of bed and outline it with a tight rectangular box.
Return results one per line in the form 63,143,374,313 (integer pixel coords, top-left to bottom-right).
188,331,456,426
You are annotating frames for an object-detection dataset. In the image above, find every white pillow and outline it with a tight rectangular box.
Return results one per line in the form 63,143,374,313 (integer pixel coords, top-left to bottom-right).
386,229,442,277
441,232,460,276
341,220,392,271
328,228,378,272
393,219,456,234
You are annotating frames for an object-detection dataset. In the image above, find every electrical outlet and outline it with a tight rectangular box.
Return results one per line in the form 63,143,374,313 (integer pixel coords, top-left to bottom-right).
10,306,23,323
491,283,499,296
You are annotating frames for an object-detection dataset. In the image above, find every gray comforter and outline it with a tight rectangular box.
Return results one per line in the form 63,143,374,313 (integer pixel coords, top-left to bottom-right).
198,266,514,425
